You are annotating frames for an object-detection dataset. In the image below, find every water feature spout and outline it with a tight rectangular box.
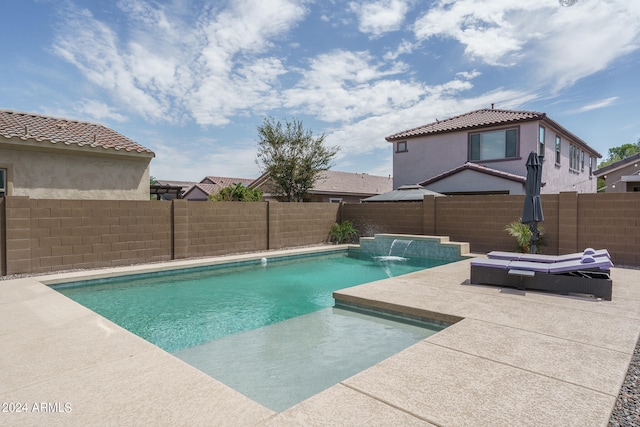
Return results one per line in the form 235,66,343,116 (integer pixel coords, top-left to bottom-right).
388,239,412,258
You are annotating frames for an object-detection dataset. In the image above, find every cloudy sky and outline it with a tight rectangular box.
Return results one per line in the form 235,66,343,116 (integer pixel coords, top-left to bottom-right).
1,0,639,181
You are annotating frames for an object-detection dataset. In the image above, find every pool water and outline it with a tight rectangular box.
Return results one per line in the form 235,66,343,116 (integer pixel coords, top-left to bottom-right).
55,251,448,352
54,251,450,411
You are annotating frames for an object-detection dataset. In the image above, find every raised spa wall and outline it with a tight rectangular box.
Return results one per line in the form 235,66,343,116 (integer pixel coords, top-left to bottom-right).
357,234,470,261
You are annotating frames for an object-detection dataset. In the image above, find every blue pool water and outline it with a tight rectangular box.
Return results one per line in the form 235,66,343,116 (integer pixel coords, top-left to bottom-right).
54,250,452,411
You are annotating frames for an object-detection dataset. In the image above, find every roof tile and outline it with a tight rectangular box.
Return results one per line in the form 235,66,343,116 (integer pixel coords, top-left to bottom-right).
0,109,154,156
386,109,545,141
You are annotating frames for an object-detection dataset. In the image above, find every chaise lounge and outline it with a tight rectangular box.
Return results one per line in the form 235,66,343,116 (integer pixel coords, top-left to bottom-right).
470,252,613,300
486,248,610,263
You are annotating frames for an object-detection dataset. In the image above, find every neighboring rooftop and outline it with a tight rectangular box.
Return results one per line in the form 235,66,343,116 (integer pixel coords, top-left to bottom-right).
593,152,640,177
311,170,392,196
419,162,526,186
362,184,444,202
386,109,545,141
0,109,155,156
385,108,600,156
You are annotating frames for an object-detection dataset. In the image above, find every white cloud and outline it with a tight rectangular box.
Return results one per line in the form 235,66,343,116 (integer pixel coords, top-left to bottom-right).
75,99,128,122
53,0,307,126
283,50,419,122
575,97,619,113
533,1,640,89
413,0,640,89
383,39,416,60
149,140,260,181
350,0,410,36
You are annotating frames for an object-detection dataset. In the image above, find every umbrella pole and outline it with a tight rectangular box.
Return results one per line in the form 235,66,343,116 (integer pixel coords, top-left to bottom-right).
529,223,539,254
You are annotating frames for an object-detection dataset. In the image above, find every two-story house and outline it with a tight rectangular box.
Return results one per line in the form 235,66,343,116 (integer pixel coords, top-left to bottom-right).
386,108,601,195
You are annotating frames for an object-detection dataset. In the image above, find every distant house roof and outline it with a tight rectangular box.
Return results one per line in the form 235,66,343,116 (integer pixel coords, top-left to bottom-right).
311,171,392,196
250,170,392,197
0,109,154,156
180,176,256,200
385,108,601,157
593,152,640,177
362,185,444,202
419,162,526,186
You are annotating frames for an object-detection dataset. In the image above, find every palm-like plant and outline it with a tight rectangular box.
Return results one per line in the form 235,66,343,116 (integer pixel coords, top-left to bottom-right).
504,219,545,253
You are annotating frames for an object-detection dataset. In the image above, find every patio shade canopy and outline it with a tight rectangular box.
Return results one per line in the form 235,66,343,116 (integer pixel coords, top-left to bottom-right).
362,185,444,202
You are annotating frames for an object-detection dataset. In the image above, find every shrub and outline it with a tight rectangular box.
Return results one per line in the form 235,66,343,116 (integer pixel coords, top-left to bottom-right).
504,219,546,253
329,221,358,244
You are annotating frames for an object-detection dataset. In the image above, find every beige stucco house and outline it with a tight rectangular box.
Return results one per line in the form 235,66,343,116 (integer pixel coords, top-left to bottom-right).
386,108,602,195
0,110,155,200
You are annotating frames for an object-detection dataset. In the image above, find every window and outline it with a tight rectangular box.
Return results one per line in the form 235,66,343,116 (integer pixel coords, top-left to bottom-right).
0,168,6,198
589,156,593,176
469,128,518,161
555,136,561,164
396,141,407,153
538,126,545,156
581,150,585,170
329,198,342,203
569,145,575,169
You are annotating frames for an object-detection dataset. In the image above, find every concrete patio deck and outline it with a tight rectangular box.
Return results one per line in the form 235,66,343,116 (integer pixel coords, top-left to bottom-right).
1,247,639,426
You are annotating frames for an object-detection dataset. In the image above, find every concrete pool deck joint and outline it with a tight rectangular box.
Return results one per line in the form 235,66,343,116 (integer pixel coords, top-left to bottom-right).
1,244,639,425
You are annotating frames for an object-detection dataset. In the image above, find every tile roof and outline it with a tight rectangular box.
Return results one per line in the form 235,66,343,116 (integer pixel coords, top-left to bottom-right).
312,170,392,195
0,109,154,156
200,176,255,188
419,162,526,186
249,170,393,196
182,176,256,198
386,108,546,141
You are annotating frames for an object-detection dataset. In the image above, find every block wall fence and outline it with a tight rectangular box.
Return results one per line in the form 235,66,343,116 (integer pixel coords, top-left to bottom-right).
1,192,639,276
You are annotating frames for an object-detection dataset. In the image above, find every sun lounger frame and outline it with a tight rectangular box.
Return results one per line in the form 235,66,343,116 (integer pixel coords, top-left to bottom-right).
470,264,612,300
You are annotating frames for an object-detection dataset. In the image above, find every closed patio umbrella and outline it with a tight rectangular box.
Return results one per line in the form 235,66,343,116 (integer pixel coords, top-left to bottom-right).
522,151,544,254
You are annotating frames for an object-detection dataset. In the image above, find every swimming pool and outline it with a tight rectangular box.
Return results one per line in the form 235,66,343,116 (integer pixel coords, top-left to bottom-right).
53,250,451,411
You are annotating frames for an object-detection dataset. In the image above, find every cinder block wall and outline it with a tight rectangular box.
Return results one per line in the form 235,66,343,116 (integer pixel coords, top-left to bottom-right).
578,193,640,266
268,202,340,249
433,194,560,255
2,192,639,275
342,193,640,266
342,203,423,237
23,199,173,275
0,198,341,276
181,201,268,258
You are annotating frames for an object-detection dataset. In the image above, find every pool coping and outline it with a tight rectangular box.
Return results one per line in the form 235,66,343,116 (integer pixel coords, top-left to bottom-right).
1,245,639,426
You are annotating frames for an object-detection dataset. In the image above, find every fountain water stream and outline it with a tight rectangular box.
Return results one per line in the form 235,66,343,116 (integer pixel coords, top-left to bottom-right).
374,239,414,277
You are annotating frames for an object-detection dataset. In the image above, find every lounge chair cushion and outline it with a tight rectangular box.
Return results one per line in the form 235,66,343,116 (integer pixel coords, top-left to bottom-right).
470,255,613,274
487,249,610,263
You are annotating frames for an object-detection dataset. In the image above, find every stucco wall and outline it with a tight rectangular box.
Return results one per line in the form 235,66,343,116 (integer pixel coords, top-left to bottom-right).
539,123,597,194
0,144,151,200
424,169,525,195
392,120,598,194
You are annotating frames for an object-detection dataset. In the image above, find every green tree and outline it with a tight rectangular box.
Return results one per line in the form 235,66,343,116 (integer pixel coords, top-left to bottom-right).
597,139,640,191
210,183,263,201
256,117,339,202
